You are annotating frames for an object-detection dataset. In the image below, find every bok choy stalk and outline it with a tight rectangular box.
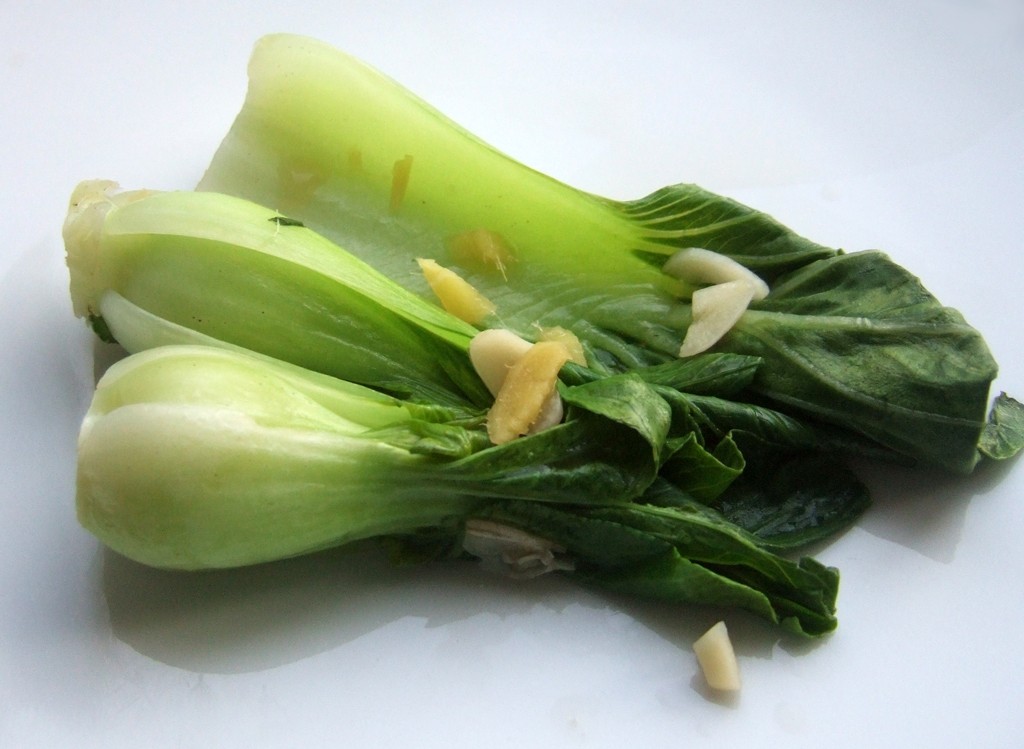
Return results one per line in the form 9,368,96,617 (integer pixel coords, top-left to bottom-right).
198,33,1007,473
57,177,902,555
60,178,877,549
77,345,674,569
78,344,841,635
64,180,489,408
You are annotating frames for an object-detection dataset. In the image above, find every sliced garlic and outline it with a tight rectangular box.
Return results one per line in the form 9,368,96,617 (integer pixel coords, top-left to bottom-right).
469,329,570,441
693,620,741,692
462,519,574,578
468,329,534,396
663,248,769,301
678,280,755,357
529,388,565,434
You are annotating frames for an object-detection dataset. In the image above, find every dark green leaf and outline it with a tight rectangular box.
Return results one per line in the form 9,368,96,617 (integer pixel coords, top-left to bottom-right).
632,353,761,396
444,416,657,506
587,495,840,636
559,373,672,465
617,182,837,279
587,549,785,630
472,487,840,637
979,392,1024,460
659,432,744,503
725,251,997,472
473,501,673,568
710,453,871,551
88,314,117,344
268,215,305,227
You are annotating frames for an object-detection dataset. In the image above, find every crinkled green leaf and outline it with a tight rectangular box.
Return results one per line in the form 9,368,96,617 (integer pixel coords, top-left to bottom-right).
472,488,839,637
979,392,1024,460
727,251,998,472
619,182,835,279
659,432,744,503
704,453,870,552
560,373,672,464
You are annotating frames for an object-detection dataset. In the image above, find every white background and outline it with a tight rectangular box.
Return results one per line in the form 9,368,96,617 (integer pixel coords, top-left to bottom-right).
2,2,1023,747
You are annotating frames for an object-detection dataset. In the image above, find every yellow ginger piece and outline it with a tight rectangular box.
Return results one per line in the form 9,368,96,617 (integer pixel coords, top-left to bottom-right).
537,326,587,366
486,341,569,445
417,258,496,325
389,154,413,212
448,228,516,278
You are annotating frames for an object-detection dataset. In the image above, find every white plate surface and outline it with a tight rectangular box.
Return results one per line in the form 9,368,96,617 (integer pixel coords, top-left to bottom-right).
3,2,1023,747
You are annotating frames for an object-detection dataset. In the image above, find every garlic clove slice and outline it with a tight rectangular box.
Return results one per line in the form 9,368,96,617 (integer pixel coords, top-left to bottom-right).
678,280,756,357
663,248,769,301
693,621,741,691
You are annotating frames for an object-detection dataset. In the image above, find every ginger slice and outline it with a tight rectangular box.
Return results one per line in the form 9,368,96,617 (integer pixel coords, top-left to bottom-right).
448,228,516,278
537,326,587,366
417,258,496,325
347,148,364,172
276,161,327,214
469,329,565,439
487,341,569,445
389,154,414,213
